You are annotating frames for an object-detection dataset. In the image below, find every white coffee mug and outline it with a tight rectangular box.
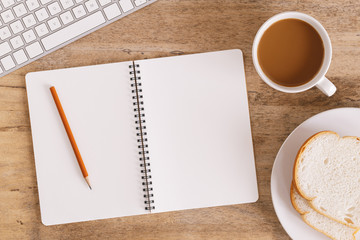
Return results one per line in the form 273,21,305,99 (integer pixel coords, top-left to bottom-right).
252,12,336,97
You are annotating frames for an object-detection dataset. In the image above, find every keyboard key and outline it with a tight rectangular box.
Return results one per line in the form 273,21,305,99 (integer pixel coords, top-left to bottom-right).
35,8,49,21
10,20,24,34
0,27,11,40
23,14,37,28
60,0,74,9
104,3,121,20
25,41,43,58
60,11,74,25
48,17,61,31
135,0,146,7
13,4,27,17
0,42,11,57
10,36,24,49
119,0,134,12
23,29,36,43
13,49,28,64
1,56,15,70
75,0,84,3
35,23,49,37
85,0,99,12
26,0,40,11
1,10,15,24
73,5,86,18
48,2,61,15
98,0,110,6
42,11,105,50
1,0,15,8
40,0,51,4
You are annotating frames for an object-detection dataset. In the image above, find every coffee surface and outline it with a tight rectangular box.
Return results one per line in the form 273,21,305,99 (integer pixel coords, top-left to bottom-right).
257,19,324,87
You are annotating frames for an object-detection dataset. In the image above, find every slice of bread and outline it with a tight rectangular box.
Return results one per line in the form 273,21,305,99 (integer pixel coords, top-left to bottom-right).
293,131,360,228
291,183,357,240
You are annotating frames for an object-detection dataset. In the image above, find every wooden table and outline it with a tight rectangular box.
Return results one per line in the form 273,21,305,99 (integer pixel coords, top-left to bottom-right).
0,0,359,239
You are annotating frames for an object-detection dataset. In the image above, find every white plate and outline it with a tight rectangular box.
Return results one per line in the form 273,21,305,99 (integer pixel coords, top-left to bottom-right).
271,107,360,239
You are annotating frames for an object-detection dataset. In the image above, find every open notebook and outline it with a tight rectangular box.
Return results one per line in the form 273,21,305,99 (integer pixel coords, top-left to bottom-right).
26,49,258,225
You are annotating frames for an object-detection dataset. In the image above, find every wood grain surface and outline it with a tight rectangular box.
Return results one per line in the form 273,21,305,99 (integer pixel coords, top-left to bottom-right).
0,0,359,239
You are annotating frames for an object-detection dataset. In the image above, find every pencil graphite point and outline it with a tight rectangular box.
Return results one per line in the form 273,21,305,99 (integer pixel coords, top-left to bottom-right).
85,176,92,190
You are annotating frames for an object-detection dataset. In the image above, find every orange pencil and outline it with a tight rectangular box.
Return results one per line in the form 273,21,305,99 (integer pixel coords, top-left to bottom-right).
50,86,92,190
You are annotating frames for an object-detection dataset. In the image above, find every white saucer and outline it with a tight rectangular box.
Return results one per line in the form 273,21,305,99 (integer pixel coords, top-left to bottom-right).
271,107,360,239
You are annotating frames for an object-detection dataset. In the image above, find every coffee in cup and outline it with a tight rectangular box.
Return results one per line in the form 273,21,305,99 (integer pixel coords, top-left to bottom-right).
252,12,336,96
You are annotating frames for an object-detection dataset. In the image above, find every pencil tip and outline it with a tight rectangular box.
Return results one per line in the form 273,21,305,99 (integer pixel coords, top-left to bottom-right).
85,176,92,190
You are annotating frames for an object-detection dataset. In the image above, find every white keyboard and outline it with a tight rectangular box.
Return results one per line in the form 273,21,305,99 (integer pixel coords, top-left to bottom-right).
0,0,156,77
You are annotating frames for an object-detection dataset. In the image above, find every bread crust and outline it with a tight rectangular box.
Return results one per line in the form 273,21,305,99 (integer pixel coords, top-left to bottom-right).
354,229,360,239
290,181,307,215
290,183,357,240
293,131,360,228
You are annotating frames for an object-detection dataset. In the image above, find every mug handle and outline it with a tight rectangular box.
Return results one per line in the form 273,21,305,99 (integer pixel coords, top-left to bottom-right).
316,77,336,97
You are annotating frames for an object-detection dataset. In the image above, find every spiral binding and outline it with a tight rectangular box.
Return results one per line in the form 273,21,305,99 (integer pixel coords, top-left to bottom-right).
129,62,155,212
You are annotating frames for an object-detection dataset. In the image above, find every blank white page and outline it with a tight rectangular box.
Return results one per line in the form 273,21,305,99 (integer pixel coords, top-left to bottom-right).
136,50,258,213
26,62,147,225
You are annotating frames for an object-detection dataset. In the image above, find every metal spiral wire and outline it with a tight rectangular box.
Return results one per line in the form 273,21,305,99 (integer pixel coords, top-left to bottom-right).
129,63,155,211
